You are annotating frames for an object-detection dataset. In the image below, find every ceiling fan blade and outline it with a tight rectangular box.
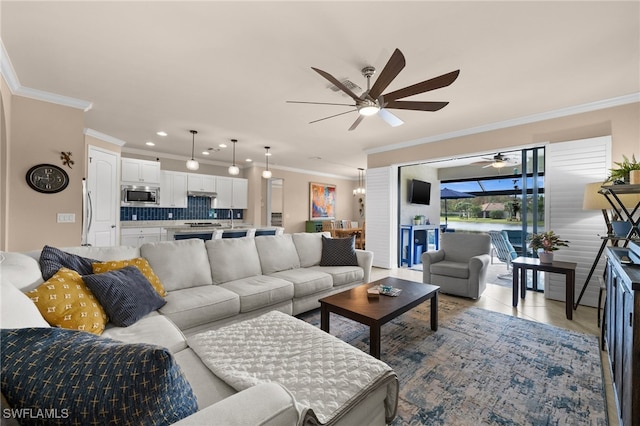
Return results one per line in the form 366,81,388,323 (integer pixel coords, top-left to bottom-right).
309,109,357,124
378,108,404,127
367,48,406,100
383,69,460,101
311,67,361,101
286,100,356,107
384,100,449,111
348,115,365,131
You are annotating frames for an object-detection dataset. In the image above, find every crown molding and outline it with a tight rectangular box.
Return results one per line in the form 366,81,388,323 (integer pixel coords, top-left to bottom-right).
84,128,126,146
0,38,93,112
366,92,640,155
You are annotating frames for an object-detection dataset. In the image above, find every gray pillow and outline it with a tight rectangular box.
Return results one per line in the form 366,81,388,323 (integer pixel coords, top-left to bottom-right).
319,235,358,266
83,266,166,327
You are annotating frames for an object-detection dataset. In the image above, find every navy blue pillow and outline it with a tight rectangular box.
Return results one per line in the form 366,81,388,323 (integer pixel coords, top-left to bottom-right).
83,266,166,327
39,245,97,280
1,328,198,425
320,235,359,266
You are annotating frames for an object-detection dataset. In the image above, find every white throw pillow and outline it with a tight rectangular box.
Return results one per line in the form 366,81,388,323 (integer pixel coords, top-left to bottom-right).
0,251,44,291
0,280,50,328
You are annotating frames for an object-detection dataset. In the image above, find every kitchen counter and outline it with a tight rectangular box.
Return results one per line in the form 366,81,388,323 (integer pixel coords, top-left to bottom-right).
121,220,254,230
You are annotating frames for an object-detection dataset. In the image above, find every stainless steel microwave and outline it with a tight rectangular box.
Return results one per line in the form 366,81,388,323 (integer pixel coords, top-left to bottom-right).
121,185,160,206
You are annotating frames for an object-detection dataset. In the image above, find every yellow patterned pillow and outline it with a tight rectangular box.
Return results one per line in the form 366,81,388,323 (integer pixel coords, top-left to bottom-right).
27,268,108,335
92,258,167,297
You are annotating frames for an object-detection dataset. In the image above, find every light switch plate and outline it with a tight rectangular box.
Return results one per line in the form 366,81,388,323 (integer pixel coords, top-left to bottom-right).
57,213,75,223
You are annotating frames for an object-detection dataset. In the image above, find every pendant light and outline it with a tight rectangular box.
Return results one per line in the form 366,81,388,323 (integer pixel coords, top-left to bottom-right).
186,130,199,170
262,146,272,179
353,168,366,195
228,139,239,175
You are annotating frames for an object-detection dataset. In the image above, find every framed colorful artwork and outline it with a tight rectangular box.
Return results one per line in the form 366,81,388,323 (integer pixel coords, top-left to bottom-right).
309,182,336,220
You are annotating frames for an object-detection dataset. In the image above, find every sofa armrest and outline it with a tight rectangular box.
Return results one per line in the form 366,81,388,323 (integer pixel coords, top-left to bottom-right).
355,249,373,283
469,253,491,273
172,382,301,426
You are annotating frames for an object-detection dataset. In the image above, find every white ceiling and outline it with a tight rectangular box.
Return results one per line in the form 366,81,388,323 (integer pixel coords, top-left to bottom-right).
2,1,639,178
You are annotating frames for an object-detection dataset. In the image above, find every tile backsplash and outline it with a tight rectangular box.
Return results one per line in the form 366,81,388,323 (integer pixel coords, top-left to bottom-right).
121,196,243,221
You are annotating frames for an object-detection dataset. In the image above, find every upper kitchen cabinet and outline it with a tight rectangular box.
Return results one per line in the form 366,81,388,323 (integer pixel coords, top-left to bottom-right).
216,177,248,209
160,171,188,208
187,173,216,193
232,178,248,209
121,158,161,185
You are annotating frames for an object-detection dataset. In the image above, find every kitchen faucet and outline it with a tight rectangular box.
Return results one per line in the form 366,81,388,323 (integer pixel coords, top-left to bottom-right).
229,208,234,229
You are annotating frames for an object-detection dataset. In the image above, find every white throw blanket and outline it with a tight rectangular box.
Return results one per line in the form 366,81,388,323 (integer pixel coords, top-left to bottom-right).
188,311,398,425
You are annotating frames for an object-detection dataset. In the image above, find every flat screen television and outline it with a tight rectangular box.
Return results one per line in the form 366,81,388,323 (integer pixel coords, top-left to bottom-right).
409,179,431,205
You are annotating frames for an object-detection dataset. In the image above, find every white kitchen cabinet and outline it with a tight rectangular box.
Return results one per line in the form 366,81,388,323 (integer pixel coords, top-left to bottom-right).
187,174,216,192
215,177,233,209
121,227,162,247
215,177,247,209
160,171,188,208
121,158,160,185
232,178,248,209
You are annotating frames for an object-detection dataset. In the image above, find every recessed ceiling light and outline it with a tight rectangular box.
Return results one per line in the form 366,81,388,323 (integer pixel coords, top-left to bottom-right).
219,143,227,148
245,158,253,162
310,156,322,160
145,141,155,146
202,151,210,156
156,131,167,137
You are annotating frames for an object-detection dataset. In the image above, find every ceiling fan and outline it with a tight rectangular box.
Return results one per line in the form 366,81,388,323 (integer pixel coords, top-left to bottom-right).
287,48,460,131
473,153,521,169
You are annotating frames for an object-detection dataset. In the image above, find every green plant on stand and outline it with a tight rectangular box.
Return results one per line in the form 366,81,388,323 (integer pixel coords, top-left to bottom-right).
607,154,640,184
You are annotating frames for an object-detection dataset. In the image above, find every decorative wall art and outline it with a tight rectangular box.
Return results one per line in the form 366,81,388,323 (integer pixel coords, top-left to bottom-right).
310,182,336,220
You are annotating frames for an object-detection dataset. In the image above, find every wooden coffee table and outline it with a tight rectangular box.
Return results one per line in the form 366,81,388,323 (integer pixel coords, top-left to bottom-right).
319,277,440,359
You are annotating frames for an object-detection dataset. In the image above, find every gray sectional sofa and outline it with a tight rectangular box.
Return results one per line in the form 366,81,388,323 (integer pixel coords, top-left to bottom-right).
0,232,399,426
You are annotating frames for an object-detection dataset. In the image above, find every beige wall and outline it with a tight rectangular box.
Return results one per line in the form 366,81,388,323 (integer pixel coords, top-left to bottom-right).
4,92,86,251
368,103,640,170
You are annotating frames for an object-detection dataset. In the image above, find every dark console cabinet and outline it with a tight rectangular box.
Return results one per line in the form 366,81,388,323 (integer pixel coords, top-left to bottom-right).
605,246,640,426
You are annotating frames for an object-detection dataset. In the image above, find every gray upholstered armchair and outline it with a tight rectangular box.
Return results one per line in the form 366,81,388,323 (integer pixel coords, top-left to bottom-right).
421,232,491,299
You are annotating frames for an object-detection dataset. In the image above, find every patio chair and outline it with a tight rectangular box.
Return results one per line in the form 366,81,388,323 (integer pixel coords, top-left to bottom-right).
488,231,518,279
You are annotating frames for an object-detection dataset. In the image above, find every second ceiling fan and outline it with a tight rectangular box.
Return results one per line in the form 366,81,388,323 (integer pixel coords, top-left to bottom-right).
287,48,460,131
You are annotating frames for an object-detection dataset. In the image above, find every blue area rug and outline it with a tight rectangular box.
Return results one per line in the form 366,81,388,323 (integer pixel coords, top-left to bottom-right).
298,300,607,425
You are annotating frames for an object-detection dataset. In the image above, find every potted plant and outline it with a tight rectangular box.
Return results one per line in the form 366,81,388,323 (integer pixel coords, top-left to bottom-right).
607,154,640,184
528,231,569,263
413,215,423,225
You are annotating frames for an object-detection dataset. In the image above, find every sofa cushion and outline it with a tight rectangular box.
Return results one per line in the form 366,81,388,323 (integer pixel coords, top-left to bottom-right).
292,232,330,267
61,245,141,261
310,265,364,287
83,266,167,327
159,285,240,330
0,327,198,425
27,267,108,335
102,313,187,354
269,269,333,297
0,252,43,290
430,260,470,279
92,257,167,296
319,235,358,266
0,280,50,329
39,245,97,280
220,275,294,313
141,239,213,291
254,234,300,274
205,238,262,285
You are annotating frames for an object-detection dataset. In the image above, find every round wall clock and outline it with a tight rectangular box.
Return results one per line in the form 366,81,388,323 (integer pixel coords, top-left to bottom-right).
26,164,70,194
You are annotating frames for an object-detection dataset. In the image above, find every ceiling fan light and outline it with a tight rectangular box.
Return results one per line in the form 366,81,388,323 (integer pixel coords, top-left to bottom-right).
358,105,380,116
492,161,506,168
